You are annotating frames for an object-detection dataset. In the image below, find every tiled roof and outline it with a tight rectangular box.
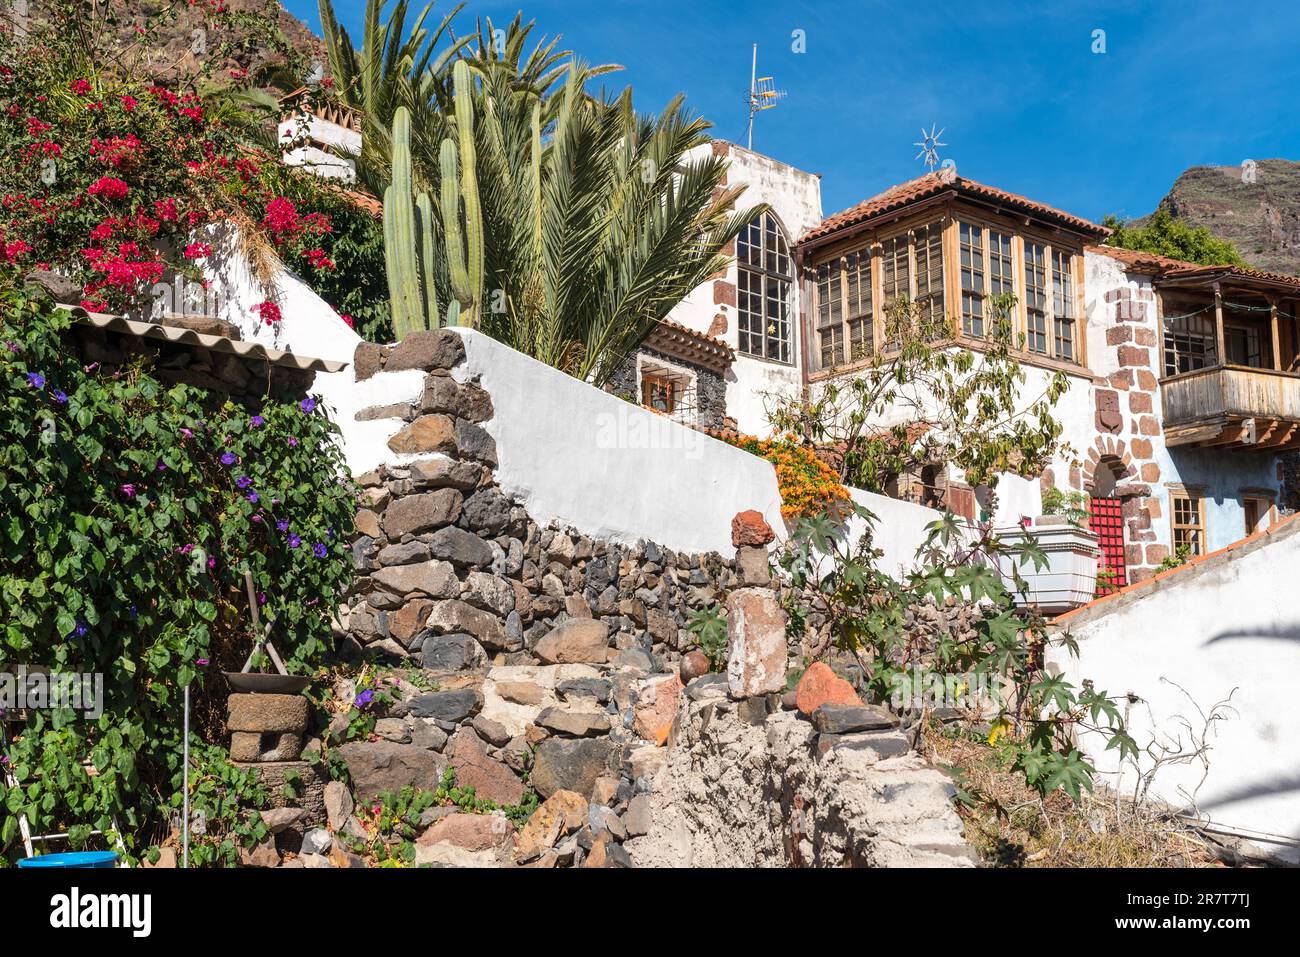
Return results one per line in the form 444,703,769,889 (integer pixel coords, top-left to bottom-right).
800,167,1109,245
1053,511,1300,626
279,86,364,133
1087,244,1300,289
331,184,383,218
642,318,735,374
61,305,348,373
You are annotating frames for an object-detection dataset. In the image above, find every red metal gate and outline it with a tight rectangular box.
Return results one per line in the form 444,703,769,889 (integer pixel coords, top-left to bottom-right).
1088,496,1127,596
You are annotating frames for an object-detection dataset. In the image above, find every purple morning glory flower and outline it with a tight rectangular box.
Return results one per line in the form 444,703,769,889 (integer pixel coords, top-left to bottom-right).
67,618,88,638
251,415,265,428
120,483,135,498
52,390,67,404
312,542,327,558
287,437,299,447
276,519,289,533
156,461,167,472
26,372,45,389
247,492,258,504
220,452,236,466
180,427,193,439
299,396,316,413
354,689,374,709
251,513,263,522
196,658,209,666
287,534,302,549
236,475,252,489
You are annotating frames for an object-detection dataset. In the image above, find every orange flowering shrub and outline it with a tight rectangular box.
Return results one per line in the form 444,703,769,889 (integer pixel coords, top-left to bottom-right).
723,432,849,520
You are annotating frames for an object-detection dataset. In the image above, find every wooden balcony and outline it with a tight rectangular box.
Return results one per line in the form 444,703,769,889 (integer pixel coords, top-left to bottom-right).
1161,365,1300,451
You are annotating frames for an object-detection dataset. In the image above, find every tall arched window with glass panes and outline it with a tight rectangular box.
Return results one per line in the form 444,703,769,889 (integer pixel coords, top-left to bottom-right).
737,212,792,363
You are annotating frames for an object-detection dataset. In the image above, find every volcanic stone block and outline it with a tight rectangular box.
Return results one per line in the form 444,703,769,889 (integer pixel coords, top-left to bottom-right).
230,731,304,762
725,588,787,698
226,693,310,734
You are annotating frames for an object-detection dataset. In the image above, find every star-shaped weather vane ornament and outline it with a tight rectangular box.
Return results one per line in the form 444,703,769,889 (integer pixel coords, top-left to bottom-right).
914,124,946,173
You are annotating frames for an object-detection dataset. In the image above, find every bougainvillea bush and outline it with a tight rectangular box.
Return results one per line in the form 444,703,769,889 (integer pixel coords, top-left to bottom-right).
0,7,388,329
0,290,357,863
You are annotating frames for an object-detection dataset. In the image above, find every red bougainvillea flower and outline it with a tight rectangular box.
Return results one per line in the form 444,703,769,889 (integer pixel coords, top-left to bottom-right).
253,301,282,326
340,314,354,329
304,248,334,270
70,78,92,96
87,177,129,201
184,242,212,260
153,198,179,222
262,197,299,238
120,94,138,112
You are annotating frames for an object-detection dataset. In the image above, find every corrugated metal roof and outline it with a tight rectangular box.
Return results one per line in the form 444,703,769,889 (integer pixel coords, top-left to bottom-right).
60,305,349,373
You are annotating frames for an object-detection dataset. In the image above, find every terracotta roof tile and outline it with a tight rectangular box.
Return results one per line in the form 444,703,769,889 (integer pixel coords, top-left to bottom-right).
800,167,1108,245
643,318,735,374
1053,511,1300,625
1086,244,1300,289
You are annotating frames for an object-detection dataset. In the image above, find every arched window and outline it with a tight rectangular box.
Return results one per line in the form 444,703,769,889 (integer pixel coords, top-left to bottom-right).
737,212,792,363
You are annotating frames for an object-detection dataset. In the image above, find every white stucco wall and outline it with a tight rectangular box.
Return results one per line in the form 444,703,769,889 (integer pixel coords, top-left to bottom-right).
666,142,823,436
278,115,360,181
843,486,950,579
450,329,785,555
1051,515,1300,863
191,222,377,465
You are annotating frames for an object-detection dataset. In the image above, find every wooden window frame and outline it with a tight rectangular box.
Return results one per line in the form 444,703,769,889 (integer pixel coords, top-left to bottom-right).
1170,490,1207,557
805,202,1088,378
738,212,793,365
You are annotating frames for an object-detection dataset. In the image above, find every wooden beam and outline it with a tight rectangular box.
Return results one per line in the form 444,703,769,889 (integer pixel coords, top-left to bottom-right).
1254,421,1299,450
1214,282,1227,366
1271,296,1283,371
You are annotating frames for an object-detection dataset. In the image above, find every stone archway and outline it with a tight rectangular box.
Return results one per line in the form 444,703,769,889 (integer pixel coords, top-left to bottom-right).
1082,435,1163,582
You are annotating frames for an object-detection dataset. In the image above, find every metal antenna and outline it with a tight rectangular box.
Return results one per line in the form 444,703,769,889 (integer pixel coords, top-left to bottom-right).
913,124,947,172
746,43,786,150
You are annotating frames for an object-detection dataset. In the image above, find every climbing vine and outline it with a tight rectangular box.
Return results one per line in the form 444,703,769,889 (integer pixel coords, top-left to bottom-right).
0,291,357,862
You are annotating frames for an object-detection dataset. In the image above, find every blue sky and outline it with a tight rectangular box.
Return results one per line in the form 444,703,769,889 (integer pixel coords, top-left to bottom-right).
282,0,1300,223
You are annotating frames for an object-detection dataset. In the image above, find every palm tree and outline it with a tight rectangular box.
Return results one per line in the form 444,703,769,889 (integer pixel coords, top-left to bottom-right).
389,58,764,385
316,1,619,195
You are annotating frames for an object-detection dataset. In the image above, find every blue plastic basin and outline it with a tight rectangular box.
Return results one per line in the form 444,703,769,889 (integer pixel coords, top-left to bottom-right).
17,851,118,869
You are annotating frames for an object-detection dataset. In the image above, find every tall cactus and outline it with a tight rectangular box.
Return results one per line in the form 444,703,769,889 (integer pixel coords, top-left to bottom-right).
382,63,486,336
383,106,442,337
445,59,483,328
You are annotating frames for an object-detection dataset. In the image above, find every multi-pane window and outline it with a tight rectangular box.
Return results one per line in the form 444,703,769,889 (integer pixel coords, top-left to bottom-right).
914,222,945,325
1051,250,1076,361
738,212,792,363
1163,312,1217,376
960,222,985,337
961,225,1015,338
881,234,910,305
1225,325,1264,367
815,259,844,368
1171,493,1206,557
1024,240,1048,355
844,250,873,361
814,249,872,369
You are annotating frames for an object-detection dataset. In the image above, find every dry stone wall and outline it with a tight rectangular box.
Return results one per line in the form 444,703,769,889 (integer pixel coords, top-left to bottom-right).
342,331,740,671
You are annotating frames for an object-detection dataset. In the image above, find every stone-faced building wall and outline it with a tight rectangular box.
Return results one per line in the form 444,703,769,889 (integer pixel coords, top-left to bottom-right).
1081,249,1284,580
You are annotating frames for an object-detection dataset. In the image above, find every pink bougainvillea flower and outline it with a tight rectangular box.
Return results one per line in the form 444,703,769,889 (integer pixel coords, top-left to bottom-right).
87,176,129,201
253,301,282,326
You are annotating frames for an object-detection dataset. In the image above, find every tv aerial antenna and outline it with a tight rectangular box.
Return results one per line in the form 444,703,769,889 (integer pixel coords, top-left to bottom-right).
914,124,947,172
746,44,786,150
